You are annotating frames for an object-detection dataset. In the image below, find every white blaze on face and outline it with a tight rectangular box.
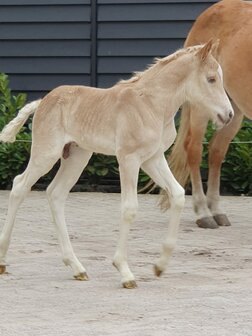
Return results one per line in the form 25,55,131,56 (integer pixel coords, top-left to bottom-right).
217,64,223,83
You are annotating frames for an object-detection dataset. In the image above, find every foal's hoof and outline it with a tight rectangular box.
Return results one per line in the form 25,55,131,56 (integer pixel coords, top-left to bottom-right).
74,272,89,281
154,265,163,277
213,214,231,226
123,280,137,289
196,217,219,229
0,265,6,274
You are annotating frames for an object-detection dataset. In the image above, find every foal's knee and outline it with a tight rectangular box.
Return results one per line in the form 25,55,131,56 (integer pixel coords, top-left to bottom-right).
170,186,185,210
122,201,138,222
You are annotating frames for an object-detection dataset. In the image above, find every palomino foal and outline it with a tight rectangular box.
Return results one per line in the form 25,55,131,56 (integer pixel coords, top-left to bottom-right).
0,40,233,288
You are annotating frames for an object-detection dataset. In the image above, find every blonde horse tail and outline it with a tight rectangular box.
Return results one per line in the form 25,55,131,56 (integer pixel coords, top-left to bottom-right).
0,99,41,143
159,103,191,211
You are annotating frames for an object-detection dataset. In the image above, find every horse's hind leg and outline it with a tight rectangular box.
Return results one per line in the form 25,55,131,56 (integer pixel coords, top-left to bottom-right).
207,103,243,226
0,151,61,274
46,144,92,280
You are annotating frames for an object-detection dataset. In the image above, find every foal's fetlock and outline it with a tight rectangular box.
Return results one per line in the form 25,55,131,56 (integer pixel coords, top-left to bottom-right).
113,257,137,289
112,253,122,271
154,243,174,277
112,260,119,271
63,257,88,280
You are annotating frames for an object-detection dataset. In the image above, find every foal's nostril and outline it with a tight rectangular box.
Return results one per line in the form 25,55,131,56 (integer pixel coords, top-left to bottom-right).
229,110,234,119
217,113,225,124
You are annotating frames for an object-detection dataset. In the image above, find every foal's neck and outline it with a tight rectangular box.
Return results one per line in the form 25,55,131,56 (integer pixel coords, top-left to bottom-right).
137,54,192,119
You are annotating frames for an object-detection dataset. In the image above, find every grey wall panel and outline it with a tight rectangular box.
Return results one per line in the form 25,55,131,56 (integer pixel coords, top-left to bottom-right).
0,0,217,97
0,23,90,40
0,0,89,5
1,58,90,74
98,22,192,39
0,5,90,23
96,0,218,88
98,39,184,57
0,41,90,57
16,91,50,100
0,0,91,99
98,3,214,21
98,57,154,74
10,74,91,91
98,74,130,88
98,0,216,3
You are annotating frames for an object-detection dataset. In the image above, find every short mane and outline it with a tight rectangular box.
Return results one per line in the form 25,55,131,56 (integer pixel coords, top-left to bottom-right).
118,45,202,85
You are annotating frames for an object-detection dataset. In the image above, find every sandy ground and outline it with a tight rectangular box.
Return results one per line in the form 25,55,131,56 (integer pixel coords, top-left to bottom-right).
0,191,251,336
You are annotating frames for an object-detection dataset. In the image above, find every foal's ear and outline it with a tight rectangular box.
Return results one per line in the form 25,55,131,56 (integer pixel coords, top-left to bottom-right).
211,39,220,58
196,39,214,62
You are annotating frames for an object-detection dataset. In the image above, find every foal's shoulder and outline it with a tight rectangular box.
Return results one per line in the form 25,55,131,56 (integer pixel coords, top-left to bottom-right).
115,84,143,103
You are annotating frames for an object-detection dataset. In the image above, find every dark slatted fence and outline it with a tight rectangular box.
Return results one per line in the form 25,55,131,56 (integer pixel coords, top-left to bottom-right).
0,0,217,99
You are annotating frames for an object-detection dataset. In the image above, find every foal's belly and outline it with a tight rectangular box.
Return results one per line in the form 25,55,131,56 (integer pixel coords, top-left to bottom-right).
77,133,116,156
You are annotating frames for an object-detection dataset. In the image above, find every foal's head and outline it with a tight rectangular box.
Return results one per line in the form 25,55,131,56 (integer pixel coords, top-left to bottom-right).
187,40,234,128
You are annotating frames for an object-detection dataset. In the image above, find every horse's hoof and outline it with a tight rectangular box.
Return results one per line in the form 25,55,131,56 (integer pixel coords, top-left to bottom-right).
154,265,163,277
0,265,6,274
196,217,219,229
123,280,137,289
213,214,231,226
74,272,89,281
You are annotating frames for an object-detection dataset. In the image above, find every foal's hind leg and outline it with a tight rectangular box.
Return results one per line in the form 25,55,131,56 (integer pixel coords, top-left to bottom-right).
0,152,60,274
207,104,243,226
46,144,92,280
142,152,185,276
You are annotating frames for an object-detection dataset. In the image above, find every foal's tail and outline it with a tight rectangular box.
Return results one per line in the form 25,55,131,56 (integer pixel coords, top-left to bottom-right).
0,99,41,143
159,103,191,211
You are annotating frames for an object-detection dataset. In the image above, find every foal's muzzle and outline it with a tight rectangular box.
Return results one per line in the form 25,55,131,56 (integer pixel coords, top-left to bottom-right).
217,109,234,126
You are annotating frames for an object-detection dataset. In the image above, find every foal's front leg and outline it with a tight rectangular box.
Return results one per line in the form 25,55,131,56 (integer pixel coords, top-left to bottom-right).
142,153,185,276
113,154,140,289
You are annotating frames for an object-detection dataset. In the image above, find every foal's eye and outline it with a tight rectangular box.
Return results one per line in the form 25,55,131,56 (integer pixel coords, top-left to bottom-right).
207,77,216,83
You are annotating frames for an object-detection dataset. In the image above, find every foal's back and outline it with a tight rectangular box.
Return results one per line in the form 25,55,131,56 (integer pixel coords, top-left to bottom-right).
32,85,119,155
185,0,252,119
32,83,149,156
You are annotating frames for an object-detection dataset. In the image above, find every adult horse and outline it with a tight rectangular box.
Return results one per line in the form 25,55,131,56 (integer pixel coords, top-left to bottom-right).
161,0,252,229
